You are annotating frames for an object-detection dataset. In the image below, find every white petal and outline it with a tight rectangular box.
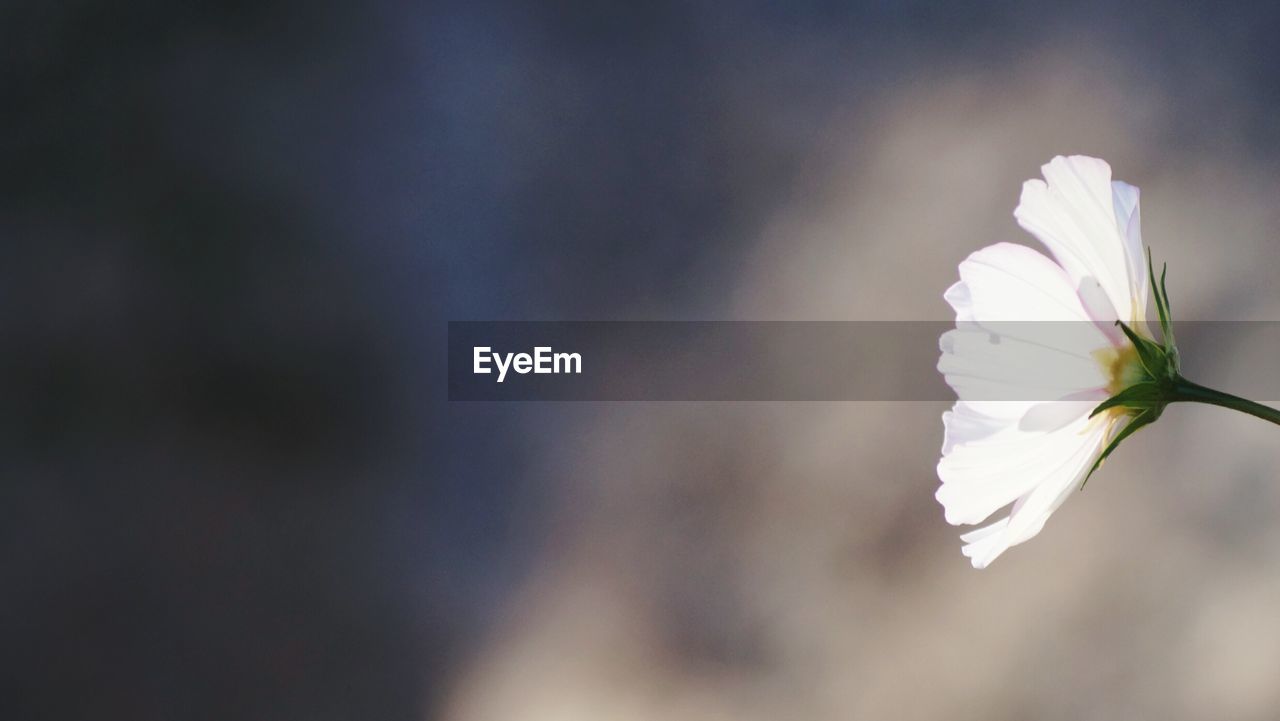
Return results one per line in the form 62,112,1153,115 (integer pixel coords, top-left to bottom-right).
1013,155,1146,324
947,242,1095,323
1017,396,1106,432
1111,180,1149,321
939,243,1112,406
937,409,1100,526
943,280,975,323
959,518,1010,568
960,416,1116,568
940,402,1010,454
939,327,1109,402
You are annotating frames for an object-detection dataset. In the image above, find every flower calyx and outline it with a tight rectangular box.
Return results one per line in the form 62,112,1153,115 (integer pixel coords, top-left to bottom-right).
1082,249,1180,487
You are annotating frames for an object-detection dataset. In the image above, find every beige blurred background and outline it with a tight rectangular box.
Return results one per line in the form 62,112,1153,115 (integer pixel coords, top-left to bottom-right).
21,2,1280,719
442,45,1280,721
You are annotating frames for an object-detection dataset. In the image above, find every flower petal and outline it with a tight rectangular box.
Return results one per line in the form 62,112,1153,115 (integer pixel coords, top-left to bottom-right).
947,242,1096,323
939,327,1109,401
1111,179,1149,321
940,402,1011,454
958,518,1010,564
936,407,1100,527
957,415,1117,568
940,242,1112,407
1013,155,1147,324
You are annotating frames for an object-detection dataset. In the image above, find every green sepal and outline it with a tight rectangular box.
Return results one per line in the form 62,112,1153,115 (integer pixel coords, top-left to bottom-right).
1115,320,1169,379
1089,381,1166,418
1146,247,1178,360
1080,406,1163,489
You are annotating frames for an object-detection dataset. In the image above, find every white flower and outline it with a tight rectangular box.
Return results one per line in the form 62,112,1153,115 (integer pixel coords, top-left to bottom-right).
936,155,1153,568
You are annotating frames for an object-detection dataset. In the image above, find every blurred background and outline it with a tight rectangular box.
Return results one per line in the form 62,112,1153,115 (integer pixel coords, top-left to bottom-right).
6,1,1280,719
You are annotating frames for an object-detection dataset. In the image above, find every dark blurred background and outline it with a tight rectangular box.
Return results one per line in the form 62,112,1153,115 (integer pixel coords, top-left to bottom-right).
6,2,1280,720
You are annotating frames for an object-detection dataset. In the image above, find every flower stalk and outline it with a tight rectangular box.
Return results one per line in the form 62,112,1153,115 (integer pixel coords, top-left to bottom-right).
1167,376,1280,427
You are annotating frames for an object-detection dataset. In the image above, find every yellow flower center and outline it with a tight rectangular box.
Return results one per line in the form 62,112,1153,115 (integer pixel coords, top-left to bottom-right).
1094,343,1146,396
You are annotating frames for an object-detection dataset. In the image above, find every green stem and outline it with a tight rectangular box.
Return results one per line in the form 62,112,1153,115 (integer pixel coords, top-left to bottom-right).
1168,376,1280,427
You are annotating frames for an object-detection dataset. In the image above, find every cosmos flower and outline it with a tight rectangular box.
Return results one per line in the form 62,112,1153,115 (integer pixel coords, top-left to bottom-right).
936,155,1154,568
935,155,1280,569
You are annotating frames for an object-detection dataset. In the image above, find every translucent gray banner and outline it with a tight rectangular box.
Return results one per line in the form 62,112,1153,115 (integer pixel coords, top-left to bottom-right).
447,321,1280,401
